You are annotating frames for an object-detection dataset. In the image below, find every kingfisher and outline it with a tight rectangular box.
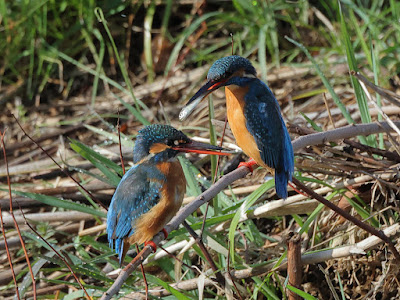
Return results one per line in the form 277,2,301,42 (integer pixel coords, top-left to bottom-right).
107,124,230,264
179,55,294,199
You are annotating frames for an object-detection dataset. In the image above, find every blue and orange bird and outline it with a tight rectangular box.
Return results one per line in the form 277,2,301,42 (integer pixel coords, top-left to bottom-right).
180,55,294,199
107,124,230,264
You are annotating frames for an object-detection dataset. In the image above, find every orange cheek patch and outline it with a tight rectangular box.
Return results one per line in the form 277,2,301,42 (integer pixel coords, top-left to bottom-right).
149,143,169,154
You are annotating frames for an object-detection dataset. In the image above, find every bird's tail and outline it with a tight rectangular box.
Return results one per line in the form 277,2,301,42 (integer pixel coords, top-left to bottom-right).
114,238,131,266
275,126,294,199
120,240,131,266
275,170,289,199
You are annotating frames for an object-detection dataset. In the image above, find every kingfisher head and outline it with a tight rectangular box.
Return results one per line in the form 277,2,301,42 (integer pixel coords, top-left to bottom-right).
179,55,257,121
133,124,230,164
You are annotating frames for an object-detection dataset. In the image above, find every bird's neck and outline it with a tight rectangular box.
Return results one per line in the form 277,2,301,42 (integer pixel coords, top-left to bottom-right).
150,153,177,164
136,156,178,179
226,76,255,87
136,152,178,167
134,149,177,165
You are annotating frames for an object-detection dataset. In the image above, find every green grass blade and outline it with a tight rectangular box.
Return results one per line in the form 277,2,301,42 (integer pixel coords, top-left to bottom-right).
69,139,122,186
89,28,105,107
371,38,384,149
285,37,354,124
147,274,193,300
94,8,142,114
178,156,202,196
252,276,280,300
300,112,323,132
84,124,135,148
228,180,274,262
9,190,105,217
258,25,268,82
164,12,221,76
143,0,156,82
286,285,318,300
339,4,374,147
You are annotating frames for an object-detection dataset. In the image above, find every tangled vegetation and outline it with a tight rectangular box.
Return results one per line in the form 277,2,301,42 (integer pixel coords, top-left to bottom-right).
1,1,400,299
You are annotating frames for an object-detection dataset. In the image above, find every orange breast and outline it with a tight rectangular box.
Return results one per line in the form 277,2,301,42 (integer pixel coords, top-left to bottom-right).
129,161,186,245
225,86,271,171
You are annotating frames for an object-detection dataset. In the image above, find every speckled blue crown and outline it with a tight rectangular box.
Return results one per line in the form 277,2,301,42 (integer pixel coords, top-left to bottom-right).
207,55,257,81
133,124,189,163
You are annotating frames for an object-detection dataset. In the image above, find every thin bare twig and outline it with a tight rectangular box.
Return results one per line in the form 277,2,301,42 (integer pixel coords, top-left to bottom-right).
17,204,91,299
2,211,96,227
290,123,400,162
200,116,229,240
291,177,400,261
230,33,234,55
12,114,107,210
0,130,20,300
159,245,201,275
323,93,335,128
182,221,225,285
135,244,149,300
292,121,400,151
1,129,36,300
351,71,400,107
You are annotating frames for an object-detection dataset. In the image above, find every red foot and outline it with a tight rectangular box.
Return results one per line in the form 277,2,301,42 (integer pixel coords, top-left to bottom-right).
144,229,168,252
161,228,168,239
238,159,257,173
144,241,157,252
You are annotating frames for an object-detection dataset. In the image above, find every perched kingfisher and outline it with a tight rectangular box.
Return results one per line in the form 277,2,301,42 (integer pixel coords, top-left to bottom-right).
107,124,230,264
179,55,294,199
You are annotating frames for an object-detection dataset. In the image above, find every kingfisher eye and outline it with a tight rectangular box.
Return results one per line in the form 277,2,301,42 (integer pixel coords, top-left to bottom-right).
174,140,180,146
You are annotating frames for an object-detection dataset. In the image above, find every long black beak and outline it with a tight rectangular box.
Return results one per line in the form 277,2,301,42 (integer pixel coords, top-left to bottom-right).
179,79,226,121
172,140,231,156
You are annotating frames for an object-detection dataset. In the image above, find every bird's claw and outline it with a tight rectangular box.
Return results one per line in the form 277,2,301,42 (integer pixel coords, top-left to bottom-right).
144,229,168,253
161,228,168,239
238,159,257,173
144,241,157,252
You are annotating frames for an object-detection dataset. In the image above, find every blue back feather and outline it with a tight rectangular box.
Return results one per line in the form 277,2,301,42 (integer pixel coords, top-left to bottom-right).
107,163,165,264
243,79,294,198
207,56,294,198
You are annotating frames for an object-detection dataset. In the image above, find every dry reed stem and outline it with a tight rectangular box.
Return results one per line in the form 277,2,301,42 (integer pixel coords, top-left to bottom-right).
286,233,302,300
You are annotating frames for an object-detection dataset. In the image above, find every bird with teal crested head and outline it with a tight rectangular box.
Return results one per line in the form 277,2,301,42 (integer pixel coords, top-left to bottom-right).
107,124,231,264
180,55,294,199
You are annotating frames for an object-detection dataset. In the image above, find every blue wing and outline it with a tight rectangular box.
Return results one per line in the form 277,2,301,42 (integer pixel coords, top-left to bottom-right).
244,80,294,198
107,164,164,262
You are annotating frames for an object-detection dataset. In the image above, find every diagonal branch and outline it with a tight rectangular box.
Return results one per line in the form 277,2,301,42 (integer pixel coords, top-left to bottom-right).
291,177,400,261
102,120,400,299
182,221,225,285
